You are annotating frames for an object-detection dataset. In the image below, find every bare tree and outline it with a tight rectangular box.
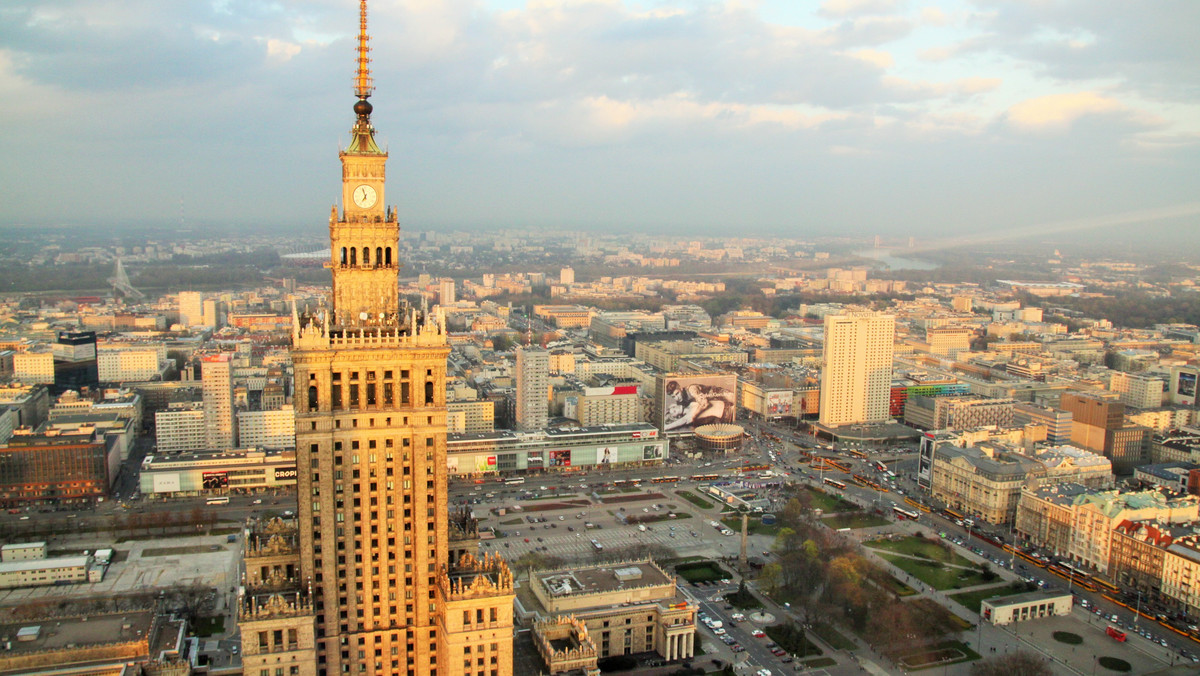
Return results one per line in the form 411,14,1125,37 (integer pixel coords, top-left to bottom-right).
969,651,1052,676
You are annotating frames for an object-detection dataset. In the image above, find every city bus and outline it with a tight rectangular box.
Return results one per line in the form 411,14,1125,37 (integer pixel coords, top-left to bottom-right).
690,474,721,482
823,477,847,490
206,497,229,505
942,508,965,521
904,497,932,513
651,476,681,484
1092,577,1120,593
892,506,921,521
504,478,526,485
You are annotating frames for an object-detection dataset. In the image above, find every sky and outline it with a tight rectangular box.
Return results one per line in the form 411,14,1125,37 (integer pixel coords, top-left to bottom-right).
1,0,1198,243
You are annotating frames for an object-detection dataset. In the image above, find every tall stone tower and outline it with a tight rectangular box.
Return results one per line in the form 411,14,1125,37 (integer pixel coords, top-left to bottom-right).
240,4,513,676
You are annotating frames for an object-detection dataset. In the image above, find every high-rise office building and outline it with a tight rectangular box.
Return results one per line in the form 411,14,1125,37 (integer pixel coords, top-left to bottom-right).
515,346,549,430
439,278,456,305
52,331,99,395
559,267,574,285
179,291,204,327
239,5,514,675
819,311,895,428
202,353,235,450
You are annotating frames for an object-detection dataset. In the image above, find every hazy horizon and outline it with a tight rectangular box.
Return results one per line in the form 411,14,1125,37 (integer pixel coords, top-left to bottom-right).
3,1,1197,244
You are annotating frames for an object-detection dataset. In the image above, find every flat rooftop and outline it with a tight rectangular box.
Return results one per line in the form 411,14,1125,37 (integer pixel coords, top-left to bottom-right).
537,561,670,597
0,610,154,656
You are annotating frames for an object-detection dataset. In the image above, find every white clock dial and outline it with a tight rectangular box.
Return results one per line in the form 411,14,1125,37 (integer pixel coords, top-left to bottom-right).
352,184,377,208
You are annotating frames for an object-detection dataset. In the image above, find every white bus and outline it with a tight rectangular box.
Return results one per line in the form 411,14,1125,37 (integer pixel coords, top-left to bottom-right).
206,497,229,505
504,478,525,485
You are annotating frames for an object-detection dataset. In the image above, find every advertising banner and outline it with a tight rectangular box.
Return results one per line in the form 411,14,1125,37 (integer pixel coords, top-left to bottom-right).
202,471,228,489
596,447,615,465
549,449,571,467
273,467,298,481
1180,371,1197,398
643,444,663,460
475,455,497,472
765,391,791,416
152,472,180,494
447,456,460,474
661,374,737,432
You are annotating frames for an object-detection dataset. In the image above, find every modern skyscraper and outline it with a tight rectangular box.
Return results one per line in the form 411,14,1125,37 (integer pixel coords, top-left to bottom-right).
202,353,235,450
239,4,514,676
515,346,549,430
819,311,895,428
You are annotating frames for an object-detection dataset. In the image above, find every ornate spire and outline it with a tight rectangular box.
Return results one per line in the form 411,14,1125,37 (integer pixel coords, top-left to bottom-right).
354,0,373,100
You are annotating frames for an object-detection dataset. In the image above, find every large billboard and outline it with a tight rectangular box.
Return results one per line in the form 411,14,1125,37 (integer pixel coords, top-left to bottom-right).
549,449,572,467
596,447,615,465
475,455,497,473
765,391,791,417
202,471,228,489
661,374,737,433
1179,371,1197,398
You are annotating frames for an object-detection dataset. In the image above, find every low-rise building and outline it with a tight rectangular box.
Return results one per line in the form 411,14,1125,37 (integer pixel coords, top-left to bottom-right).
447,423,665,477
139,448,298,496
981,591,1073,625
525,559,697,665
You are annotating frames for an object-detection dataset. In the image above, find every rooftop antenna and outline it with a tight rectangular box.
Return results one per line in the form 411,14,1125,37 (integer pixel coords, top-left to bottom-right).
354,0,373,101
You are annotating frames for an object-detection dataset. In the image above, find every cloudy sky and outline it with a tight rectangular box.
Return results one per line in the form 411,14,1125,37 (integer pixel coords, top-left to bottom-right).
2,0,1198,241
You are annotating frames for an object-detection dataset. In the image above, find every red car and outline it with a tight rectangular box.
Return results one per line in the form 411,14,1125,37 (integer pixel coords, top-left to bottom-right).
524,538,530,543
751,630,766,638
771,648,787,657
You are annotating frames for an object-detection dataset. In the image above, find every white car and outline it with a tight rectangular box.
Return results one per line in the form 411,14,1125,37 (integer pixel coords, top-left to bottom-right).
757,670,773,676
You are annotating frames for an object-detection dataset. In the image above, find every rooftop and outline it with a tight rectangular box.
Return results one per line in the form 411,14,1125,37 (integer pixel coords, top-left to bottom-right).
537,561,671,597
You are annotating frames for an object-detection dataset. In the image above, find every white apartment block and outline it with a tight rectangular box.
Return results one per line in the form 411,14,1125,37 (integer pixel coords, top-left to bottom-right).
516,346,549,431
178,291,204,327
97,345,165,382
155,404,206,453
577,388,642,426
819,311,895,427
1109,371,1165,409
201,354,235,450
447,400,495,434
236,408,296,449
12,350,54,385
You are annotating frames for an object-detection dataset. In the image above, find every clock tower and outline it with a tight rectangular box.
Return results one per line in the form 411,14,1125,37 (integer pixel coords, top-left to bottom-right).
329,5,398,325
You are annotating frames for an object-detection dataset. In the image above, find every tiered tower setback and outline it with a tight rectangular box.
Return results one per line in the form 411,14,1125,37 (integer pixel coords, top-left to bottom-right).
241,3,513,675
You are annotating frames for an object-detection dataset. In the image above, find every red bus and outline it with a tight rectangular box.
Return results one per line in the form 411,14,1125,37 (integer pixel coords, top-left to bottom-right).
1106,626,1126,642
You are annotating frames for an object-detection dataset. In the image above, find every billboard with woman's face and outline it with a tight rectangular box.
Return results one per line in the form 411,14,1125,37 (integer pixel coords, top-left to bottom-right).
660,374,737,432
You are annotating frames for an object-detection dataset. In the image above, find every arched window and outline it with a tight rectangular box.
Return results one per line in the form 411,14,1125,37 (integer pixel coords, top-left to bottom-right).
376,247,383,268
362,247,370,266
385,248,392,266
349,248,357,265
340,247,347,265
308,385,319,411
424,381,435,405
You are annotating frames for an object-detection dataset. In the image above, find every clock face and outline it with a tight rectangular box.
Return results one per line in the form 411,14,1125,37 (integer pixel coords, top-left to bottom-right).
352,184,377,208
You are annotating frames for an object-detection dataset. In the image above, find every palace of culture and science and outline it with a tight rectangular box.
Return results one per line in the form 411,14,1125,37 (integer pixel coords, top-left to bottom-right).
238,3,515,676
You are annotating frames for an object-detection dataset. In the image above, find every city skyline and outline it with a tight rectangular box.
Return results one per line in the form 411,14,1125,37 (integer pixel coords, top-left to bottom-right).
2,1,1197,241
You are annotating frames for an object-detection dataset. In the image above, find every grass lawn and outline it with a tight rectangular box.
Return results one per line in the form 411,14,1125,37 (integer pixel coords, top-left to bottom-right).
499,518,523,526
865,536,976,567
721,516,780,536
822,512,890,529
192,616,225,637
800,657,837,669
802,487,858,513
678,491,715,510
874,571,920,597
894,640,981,670
811,622,856,651
881,554,993,591
948,582,1031,614
675,561,731,583
764,623,823,658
